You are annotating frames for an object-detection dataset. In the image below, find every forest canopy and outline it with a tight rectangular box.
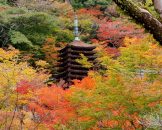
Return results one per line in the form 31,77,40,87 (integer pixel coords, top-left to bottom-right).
0,0,161,130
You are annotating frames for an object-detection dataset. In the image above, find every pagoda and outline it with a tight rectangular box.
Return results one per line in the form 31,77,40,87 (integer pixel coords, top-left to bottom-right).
55,14,97,87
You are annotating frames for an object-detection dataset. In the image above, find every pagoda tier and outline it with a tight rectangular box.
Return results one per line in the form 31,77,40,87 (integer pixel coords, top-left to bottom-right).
55,40,96,86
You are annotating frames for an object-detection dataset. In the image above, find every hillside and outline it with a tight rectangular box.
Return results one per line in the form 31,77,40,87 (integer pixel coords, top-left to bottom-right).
0,0,161,130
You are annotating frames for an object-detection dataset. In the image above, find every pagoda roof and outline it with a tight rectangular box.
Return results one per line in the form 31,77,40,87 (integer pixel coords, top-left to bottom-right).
69,40,96,48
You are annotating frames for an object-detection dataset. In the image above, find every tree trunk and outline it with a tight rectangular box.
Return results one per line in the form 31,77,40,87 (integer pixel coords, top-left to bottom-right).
113,0,162,44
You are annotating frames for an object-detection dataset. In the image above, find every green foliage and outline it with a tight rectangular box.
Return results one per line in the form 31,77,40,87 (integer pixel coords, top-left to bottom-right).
0,0,8,5
0,7,27,24
0,5,56,45
0,0,16,5
0,6,57,58
76,54,93,68
9,30,33,50
11,12,56,46
70,0,112,9
0,1,97,63
144,0,160,19
67,36,162,129
0,1,162,129
55,15,94,42
53,28,74,43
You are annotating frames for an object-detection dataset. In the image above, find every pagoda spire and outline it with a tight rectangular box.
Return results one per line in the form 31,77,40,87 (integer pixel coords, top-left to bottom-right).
55,11,97,88
74,13,80,41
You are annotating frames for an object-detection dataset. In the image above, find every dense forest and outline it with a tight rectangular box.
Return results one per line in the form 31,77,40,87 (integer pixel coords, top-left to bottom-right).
0,0,162,130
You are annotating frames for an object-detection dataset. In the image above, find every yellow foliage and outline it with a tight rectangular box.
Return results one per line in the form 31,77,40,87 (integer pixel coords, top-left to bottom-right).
76,54,93,69
0,48,50,129
0,49,49,89
0,48,19,61
35,60,49,68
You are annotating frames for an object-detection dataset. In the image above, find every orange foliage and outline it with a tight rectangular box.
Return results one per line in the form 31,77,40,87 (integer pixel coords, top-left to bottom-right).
72,76,96,90
42,38,58,65
28,86,75,126
0,6,8,11
112,110,120,116
77,8,102,17
78,116,92,122
91,39,99,43
89,127,101,130
148,101,160,107
16,80,32,94
122,120,136,130
98,120,119,128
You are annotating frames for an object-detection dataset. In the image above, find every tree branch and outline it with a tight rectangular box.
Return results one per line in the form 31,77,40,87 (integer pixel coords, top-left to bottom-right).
113,0,162,44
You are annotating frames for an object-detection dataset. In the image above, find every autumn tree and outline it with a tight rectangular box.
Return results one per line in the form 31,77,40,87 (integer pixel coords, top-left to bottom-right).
0,47,50,129
96,19,145,48
28,85,76,129
60,35,162,130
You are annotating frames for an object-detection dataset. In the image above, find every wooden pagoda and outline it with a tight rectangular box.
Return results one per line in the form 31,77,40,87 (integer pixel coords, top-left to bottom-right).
55,14,96,87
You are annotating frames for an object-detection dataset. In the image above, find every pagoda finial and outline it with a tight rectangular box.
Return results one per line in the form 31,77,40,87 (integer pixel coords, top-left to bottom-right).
74,13,80,41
